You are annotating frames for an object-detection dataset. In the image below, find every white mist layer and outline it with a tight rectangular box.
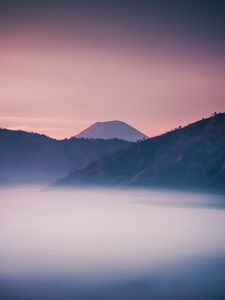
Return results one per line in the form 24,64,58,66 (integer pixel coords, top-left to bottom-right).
0,187,225,279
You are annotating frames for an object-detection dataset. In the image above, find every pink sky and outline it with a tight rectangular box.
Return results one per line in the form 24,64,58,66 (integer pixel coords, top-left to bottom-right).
0,25,225,139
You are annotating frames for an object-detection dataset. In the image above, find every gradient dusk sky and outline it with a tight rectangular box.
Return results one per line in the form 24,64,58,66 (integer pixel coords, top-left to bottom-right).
0,0,225,139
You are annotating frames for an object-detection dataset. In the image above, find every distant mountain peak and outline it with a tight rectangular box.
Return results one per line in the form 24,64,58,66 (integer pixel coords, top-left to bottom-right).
75,120,148,142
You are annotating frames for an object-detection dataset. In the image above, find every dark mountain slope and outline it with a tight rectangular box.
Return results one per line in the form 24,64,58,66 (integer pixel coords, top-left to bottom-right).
57,113,225,192
0,129,130,184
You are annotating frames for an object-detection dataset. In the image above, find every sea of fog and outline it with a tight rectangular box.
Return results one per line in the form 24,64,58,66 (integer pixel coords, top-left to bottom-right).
0,187,225,300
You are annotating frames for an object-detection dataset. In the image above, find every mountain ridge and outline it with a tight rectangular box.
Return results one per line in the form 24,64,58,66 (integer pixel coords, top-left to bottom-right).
57,113,225,193
0,128,131,184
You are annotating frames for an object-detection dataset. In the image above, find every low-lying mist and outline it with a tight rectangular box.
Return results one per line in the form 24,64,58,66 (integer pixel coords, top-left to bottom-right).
0,186,225,299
